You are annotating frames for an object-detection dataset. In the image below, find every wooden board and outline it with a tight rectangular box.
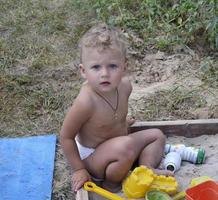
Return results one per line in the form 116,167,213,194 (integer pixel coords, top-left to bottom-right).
130,119,218,137
76,119,218,200
76,188,89,200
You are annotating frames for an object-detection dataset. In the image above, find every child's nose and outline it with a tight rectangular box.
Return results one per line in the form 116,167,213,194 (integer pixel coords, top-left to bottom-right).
101,66,109,77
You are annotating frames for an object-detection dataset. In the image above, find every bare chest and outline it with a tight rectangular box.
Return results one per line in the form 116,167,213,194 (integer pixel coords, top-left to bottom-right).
93,94,128,126
80,96,129,143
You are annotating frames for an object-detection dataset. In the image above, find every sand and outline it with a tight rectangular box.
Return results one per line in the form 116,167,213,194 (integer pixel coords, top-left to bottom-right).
167,134,218,192
87,133,218,200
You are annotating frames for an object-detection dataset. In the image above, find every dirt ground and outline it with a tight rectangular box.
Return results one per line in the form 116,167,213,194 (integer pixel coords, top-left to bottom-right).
51,47,218,199
2,47,218,200
1,24,217,200
1,2,217,200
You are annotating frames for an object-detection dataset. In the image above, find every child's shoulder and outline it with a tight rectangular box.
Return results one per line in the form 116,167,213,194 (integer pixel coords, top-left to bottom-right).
74,83,95,107
120,76,132,95
121,76,131,85
65,84,95,124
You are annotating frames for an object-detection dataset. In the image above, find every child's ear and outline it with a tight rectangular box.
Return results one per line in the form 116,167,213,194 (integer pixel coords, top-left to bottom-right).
79,64,86,79
123,59,128,72
124,61,128,71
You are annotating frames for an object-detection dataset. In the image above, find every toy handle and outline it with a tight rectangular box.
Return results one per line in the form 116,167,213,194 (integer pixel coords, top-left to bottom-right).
172,191,186,200
84,181,125,200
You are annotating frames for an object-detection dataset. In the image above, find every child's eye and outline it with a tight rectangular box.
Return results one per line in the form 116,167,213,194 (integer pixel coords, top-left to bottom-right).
91,65,101,70
109,64,118,68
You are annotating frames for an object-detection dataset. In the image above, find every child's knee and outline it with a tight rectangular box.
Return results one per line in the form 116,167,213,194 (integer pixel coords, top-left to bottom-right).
118,137,136,162
152,128,166,142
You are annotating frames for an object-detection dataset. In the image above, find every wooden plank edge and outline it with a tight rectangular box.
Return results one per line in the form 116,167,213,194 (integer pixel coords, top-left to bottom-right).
130,119,218,137
76,188,89,200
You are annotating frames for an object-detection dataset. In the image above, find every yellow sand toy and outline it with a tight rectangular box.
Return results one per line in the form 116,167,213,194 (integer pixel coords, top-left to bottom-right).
84,181,174,200
122,166,178,199
84,181,126,200
84,166,178,199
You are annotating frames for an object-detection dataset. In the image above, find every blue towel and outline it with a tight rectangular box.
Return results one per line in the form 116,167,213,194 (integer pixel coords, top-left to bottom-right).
0,134,56,200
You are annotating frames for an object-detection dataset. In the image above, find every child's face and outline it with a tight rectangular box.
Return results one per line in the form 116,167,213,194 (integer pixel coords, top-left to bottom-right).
80,47,126,93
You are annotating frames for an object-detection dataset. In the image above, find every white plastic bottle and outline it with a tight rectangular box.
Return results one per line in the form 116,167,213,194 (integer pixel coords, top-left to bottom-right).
163,152,182,173
165,144,205,164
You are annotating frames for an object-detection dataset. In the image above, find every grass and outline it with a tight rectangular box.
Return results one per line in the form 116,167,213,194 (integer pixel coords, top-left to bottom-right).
89,0,218,51
199,57,218,88
0,1,217,199
0,0,83,133
130,85,207,121
0,0,86,71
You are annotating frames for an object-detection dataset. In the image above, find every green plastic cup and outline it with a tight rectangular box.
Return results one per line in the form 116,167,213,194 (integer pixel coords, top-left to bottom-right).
145,190,172,200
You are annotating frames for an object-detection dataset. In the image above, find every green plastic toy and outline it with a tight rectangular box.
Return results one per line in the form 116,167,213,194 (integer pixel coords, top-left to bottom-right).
146,190,172,200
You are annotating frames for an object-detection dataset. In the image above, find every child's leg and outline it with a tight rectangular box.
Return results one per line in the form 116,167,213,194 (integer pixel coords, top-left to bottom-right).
83,129,171,191
129,128,173,176
83,136,137,191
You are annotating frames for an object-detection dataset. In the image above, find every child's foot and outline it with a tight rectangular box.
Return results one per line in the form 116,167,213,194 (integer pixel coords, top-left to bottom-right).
102,180,121,193
153,168,174,176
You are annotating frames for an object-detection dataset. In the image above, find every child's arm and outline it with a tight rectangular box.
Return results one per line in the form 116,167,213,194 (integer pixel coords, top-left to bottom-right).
60,92,93,191
121,76,135,127
121,75,132,98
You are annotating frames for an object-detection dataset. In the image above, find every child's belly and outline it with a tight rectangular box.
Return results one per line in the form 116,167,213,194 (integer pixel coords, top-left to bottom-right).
78,122,128,148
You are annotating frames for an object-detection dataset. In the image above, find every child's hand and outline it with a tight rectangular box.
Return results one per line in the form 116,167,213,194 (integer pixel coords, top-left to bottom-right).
72,168,91,192
127,116,135,126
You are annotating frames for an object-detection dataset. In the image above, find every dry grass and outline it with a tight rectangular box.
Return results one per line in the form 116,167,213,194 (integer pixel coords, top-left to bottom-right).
130,86,207,121
0,1,85,199
1,0,217,200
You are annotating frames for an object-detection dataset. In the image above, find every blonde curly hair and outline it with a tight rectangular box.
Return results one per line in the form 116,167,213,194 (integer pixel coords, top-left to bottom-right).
79,23,126,62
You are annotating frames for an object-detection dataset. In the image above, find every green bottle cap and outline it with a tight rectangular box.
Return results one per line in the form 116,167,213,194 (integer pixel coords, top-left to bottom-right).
196,148,205,164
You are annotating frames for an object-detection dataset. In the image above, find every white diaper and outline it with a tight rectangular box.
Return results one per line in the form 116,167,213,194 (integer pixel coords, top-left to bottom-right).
76,140,104,182
76,140,95,160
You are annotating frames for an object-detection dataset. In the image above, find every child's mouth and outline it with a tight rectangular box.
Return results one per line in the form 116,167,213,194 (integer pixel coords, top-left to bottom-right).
100,81,110,85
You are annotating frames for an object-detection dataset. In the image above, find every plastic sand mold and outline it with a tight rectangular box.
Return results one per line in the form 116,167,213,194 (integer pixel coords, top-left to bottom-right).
146,190,172,200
